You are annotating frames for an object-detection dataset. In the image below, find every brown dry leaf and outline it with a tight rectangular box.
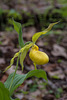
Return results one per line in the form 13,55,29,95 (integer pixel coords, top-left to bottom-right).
23,27,36,41
37,40,44,47
48,67,65,79
51,44,67,59
15,93,24,100
0,58,6,71
36,95,43,100
44,64,57,72
44,64,65,79
60,61,67,75
0,58,5,65
0,74,8,83
43,94,54,100
26,90,41,100
0,32,15,47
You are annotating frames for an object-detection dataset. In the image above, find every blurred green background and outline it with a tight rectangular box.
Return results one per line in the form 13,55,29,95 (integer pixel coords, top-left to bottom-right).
0,0,67,31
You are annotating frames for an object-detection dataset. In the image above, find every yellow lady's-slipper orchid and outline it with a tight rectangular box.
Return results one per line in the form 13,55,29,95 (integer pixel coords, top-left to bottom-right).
29,45,49,65
4,22,58,72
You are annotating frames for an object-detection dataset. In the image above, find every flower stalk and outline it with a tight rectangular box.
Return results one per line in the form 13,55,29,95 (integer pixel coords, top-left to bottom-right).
9,54,20,91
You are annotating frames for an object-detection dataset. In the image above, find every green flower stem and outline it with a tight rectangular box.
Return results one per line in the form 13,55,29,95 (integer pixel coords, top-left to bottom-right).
9,54,20,91
33,63,37,70
19,33,24,48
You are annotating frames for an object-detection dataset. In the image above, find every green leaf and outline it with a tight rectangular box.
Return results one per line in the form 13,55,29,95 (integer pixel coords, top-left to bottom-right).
20,49,29,70
4,69,47,96
0,81,11,100
24,41,31,46
20,42,33,70
13,20,24,48
13,20,21,34
4,42,33,72
4,52,19,72
32,22,59,43
11,98,20,100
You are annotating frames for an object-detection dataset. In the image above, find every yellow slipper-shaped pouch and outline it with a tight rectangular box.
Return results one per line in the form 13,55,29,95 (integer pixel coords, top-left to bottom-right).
29,45,49,65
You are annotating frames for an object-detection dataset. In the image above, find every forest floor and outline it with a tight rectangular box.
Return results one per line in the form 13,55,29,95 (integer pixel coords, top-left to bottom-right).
0,28,67,100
